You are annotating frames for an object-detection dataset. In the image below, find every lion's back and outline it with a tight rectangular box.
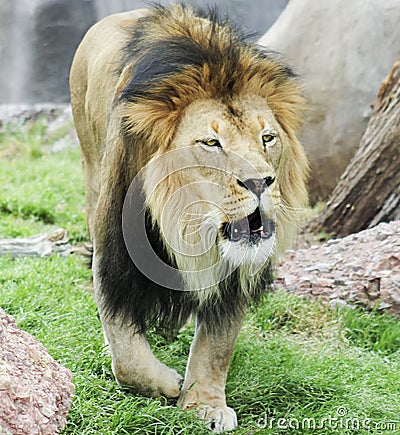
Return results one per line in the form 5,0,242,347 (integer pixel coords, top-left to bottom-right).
70,9,148,164
70,9,148,237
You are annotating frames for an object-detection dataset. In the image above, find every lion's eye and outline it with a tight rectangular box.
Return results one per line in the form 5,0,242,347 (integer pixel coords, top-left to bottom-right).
262,133,277,147
201,138,221,147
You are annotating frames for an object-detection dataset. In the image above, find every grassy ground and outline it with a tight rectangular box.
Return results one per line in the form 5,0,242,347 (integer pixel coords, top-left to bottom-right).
1,116,400,434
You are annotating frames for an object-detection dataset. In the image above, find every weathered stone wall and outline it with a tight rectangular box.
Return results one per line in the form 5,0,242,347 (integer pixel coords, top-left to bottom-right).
0,0,287,104
0,0,96,103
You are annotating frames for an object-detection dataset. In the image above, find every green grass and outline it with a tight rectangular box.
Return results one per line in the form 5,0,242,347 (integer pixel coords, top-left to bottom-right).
0,118,87,241
1,116,400,434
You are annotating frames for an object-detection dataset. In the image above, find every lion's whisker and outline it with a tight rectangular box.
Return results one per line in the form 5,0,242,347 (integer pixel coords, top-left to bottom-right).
179,217,204,224
181,229,200,239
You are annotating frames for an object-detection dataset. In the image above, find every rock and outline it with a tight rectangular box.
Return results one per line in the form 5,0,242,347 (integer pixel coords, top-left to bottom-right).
0,309,74,434
314,278,334,288
0,0,96,104
376,232,391,241
277,221,400,314
314,263,332,273
259,0,400,201
329,299,348,311
377,302,393,311
377,256,400,271
304,262,331,273
0,103,70,126
365,278,381,300
388,289,400,306
326,239,340,246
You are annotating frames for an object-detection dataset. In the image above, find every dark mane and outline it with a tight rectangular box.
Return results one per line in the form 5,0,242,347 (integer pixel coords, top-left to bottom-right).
95,5,301,336
97,162,273,336
119,5,292,105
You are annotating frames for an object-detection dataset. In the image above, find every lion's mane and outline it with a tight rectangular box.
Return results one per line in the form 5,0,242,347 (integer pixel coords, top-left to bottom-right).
90,5,308,334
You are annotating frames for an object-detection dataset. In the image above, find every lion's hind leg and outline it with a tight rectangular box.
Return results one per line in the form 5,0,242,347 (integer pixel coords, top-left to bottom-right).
99,313,183,398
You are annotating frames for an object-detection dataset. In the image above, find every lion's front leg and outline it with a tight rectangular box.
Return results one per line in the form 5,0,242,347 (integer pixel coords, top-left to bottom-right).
99,315,183,398
92,258,182,399
178,313,245,433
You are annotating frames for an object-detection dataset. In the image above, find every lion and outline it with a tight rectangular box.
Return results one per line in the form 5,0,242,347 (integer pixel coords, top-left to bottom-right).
70,5,308,433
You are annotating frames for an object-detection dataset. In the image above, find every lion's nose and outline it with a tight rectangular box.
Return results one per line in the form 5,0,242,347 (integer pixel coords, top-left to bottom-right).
237,177,275,198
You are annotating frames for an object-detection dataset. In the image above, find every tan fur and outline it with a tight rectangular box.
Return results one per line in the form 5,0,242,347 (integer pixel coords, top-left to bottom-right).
70,5,308,432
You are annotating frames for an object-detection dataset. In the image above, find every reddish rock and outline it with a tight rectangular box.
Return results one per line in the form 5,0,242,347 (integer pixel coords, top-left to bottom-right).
0,309,74,434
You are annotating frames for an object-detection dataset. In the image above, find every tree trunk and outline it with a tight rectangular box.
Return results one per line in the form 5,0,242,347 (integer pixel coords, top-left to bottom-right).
310,62,400,237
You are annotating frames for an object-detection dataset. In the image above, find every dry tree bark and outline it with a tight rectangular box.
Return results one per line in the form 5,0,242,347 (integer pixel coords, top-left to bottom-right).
0,228,70,257
310,62,400,237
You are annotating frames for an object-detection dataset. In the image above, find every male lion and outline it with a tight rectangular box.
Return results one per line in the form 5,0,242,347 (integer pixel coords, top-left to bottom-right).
70,5,308,432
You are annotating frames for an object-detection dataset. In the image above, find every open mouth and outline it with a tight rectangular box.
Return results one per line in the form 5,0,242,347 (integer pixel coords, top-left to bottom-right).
222,207,275,243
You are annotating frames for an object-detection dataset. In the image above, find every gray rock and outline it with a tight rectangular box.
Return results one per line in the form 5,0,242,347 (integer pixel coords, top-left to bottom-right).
0,0,96,104
277,220,400,315
259,0,400,201
329,299,348,311
315,263,332,273
376,302,393,311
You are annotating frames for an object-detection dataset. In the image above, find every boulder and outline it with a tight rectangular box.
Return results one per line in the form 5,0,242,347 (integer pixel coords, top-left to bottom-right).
259,0,400,201
0,309,74,435
277,221,400,314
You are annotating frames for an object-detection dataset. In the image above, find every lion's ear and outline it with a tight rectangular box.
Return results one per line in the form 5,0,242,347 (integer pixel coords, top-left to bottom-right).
270,93,307,139
121,100,179,152
119,65,208,153
278,134,309,211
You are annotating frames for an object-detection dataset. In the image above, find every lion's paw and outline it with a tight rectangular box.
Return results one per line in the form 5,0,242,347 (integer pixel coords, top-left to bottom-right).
156,364,183,398
196,405,238,433
114,362,182,399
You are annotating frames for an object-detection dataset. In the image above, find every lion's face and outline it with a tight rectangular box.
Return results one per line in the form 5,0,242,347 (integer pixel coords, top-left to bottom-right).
144,94,295,273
